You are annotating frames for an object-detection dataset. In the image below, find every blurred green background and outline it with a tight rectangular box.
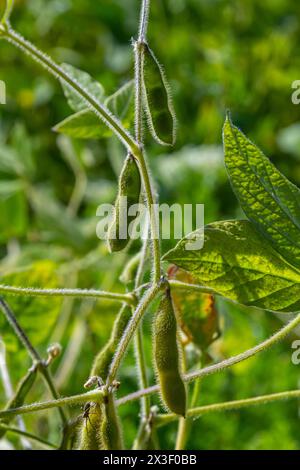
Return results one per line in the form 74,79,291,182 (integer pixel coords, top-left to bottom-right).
0,0,300,450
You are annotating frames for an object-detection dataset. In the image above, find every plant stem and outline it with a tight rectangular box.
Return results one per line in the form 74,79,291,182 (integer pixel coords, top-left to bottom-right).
0,285,135,305
0,298,40,363
107,283,161,384
134,326,150,417
169,280,217,295
117,311,300,405
135,148,161,282
185,311,300,383
0,389,104,420
0,25,138,154
0,297,68,425
133,0,160,283
155,389,300,426
0,423,57,449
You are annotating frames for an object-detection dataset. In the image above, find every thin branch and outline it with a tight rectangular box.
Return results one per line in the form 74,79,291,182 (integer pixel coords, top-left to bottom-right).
0,285,135,305
155,389,300,426
117,312,300,405
106,282,162,384
0,24,139,154
0,423,57,449
169,280,217,296
0,298,40,362
0,389,104,420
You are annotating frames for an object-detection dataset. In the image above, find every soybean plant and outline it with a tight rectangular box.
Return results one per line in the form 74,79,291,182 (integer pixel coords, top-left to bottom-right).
1,0,300,452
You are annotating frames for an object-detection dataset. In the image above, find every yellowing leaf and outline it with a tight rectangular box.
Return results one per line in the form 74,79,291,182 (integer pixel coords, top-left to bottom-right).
168,266,220,350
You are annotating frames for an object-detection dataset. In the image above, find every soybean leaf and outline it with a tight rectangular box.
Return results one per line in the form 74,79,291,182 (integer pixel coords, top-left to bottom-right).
53,109,110,139
163,220,300,313
168,266,220,350
60,63,104,112
0,180,28,242
54,81,134,140
142,44,176,146
105,80,134,122
224,115,300,269
0,261,62,351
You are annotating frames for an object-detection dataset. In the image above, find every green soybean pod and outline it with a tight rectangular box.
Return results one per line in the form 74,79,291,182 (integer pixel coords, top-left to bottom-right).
141,42,176,146
91,303,132,380
78,402,103,450
107,154,141,253
153,289,186,417
101,391,123,450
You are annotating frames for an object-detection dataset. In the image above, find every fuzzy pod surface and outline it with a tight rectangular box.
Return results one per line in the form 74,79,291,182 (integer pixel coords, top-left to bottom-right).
78,402,103,450
101,392,123,450
153,289,186,417
107,154,141,253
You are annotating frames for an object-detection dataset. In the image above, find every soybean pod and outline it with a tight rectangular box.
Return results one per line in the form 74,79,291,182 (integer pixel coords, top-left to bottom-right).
107,154,141,253
91,303,132,381
153,288,186,417
78,402,103,450
101,390,123,450
141,42,176,146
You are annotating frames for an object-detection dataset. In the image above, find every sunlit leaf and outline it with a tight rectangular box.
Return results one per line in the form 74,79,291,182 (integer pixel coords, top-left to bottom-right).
224,115,300,269
164,220,300,313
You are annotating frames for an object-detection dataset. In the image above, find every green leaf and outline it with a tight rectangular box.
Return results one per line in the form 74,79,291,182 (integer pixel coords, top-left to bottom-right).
60,63,104,112
54,81,135,140
0,261,62,351
224,115,300,269
105,80,134,124
0,180,28,242
164,220,300,313
0,367,37,437
53,109,110,139
142,44,176,146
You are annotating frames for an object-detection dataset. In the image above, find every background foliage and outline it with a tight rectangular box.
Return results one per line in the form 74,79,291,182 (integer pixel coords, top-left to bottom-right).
1,0,300,450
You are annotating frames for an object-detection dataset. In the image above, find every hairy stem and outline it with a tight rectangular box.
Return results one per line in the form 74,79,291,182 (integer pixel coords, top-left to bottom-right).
0,25,138,153
0,423,57,449
156,389,300,426
107,283,161,384
117,312,300,405
0,284,135,305
0,389,103,420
